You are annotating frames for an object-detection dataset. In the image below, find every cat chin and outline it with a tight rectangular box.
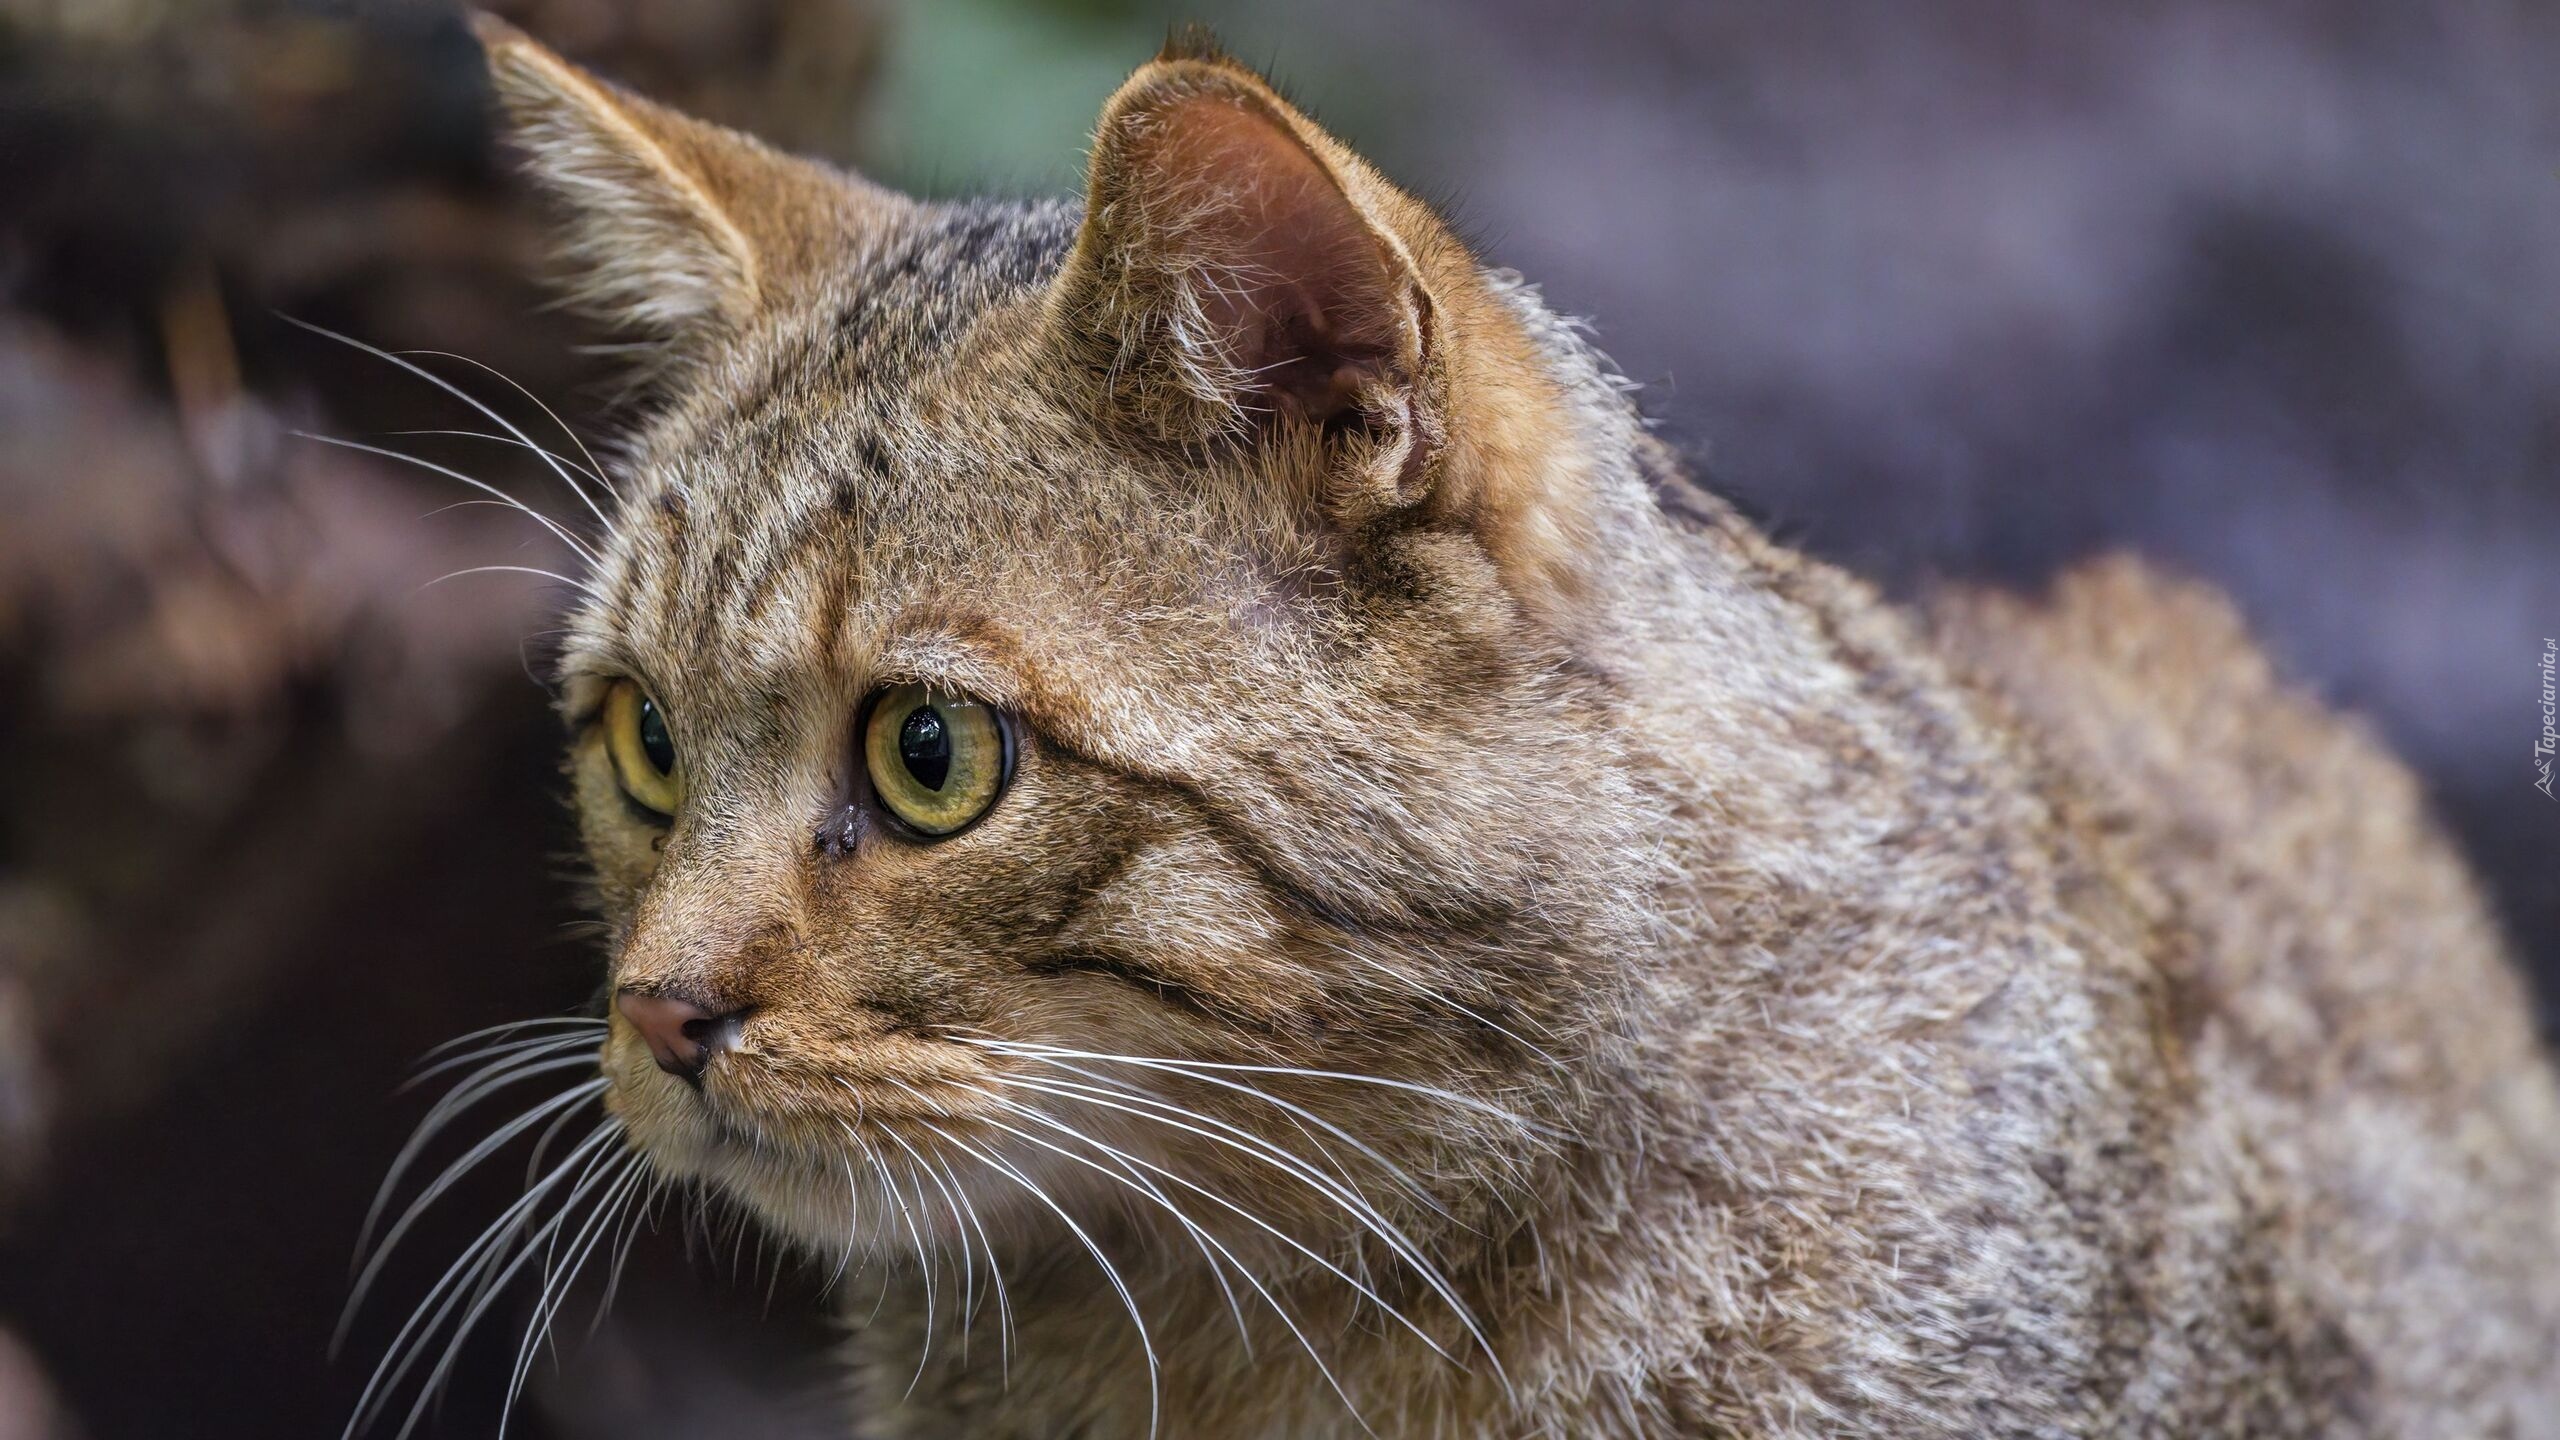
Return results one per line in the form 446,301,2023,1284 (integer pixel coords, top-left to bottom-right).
690,1120,1083,1267
608,1073,1047,1260
608,1100,883,1250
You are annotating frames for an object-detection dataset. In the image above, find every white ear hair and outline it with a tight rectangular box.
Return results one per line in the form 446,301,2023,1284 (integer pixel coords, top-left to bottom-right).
1053,54,1432,459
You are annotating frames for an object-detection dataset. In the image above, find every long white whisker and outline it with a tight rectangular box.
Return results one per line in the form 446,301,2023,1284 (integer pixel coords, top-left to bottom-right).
980,1069,1504,1386
828,1154,865,1294
894,1159,941,1399
343,1076,607,1344
921,1120,1161,1440
940,1149,1013,1377
279,316,612,529
989,1044,1457,1224
914,1144,1012,1381
292,433,597,566
388,1133,630,1440
968,1038,1544,1133
401,1028,600,1093
427,564,595,594
964,1102,1251,1347
358,1040,602,1270
422,1124,620,1354
417,1016,607,1065
390,348,614,499
343,1121,619,1439
389,430,606,488
593,1170,667,1335
976,1052,1415,1235
502,1152,648,1436
870,1105,979,1362
862,1127,936,1391
360,1048,605,1236
846,1140,899,1327
966,1100,1391,1436
521,1077,608,1188
514,1155,633,1391
980,1088,1453,1364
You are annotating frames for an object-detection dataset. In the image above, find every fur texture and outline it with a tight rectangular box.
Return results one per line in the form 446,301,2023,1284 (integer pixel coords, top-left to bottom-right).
476,18,2560,1437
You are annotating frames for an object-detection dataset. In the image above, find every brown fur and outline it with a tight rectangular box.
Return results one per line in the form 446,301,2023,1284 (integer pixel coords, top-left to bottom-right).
475,17,2560,1437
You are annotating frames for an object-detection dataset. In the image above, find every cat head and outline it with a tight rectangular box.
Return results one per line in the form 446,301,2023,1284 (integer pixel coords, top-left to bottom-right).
482,17,1658,1266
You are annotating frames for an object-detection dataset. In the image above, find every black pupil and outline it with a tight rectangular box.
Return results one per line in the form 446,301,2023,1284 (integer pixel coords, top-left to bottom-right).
898,705,951,791
637,697,676,775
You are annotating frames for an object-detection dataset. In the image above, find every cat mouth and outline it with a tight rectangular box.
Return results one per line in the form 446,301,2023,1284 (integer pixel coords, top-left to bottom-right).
618,1038,997,1164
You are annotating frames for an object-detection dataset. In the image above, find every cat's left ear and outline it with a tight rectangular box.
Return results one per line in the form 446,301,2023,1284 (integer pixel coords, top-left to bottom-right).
1051,42,1448,513
474,14,908,384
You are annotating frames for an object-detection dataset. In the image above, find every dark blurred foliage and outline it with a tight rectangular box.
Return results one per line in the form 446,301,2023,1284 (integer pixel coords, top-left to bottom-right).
0,0,2550,1436
0,2,867,1434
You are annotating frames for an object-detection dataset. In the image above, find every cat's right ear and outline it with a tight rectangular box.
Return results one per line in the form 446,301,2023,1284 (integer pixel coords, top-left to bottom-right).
1048,47,1446,506
473,14,906,383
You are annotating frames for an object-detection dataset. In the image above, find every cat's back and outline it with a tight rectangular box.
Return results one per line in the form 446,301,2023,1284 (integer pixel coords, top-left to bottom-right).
1930,554,2560,1433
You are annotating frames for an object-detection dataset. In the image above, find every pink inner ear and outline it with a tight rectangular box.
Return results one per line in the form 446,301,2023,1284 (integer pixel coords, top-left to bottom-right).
1141,96,1411,423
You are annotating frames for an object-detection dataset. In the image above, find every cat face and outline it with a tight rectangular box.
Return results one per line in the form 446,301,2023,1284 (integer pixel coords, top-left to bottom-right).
489,21,1651,1264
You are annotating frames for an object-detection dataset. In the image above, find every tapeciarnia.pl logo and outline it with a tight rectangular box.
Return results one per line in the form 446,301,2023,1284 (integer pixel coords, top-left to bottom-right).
2537,637,2556,800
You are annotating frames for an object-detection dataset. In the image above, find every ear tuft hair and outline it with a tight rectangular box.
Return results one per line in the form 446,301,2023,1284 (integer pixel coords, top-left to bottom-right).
1156,23,1231,66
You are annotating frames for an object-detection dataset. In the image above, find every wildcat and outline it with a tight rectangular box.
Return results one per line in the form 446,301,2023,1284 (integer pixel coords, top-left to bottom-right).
399,17,2560,1438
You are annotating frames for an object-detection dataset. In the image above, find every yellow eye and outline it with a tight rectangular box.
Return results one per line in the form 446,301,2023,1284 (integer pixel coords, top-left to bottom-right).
863,683,1009,837
603,679,682,816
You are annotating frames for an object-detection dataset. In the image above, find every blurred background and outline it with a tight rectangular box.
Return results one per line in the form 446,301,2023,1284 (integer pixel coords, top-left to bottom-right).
0,0,2552,1434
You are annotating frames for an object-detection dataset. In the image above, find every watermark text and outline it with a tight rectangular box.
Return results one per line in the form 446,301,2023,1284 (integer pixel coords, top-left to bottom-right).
2537,637,2556,799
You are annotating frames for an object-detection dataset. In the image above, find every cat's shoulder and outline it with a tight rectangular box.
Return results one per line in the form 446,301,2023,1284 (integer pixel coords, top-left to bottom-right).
1925,554,2543,1103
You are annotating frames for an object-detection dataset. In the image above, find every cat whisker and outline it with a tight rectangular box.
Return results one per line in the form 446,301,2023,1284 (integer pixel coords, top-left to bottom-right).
964,1098,1395,1438
343,1119,620,1439
895,1159,941,1399
944,1025,1546,1130
280,316,613,530
868,1091,982,1361
978,1088,1454,1367
387,1132,631,1440
342,1079,605,1355
918,1119,1163,1440
390,429,607,489
503,1150,650,1437
292,432,599,567
347,1064,606,1321
840,1115,936,1382
828,1154,866,1294
963,1106,1255,1352
428,1049,595,1158
398,1026,599,1096
593,1170,668,1335
971,1039,1486,1220
416,1015,608,1066
967,1043,1435,1226
398,1041,600,1148
868,1077,1018,1378
427,563,599,596
968,1032,1561,1208
384,348,614,494
976,1069,1504,1388
521,1069,610,1187
929,1147,1014,1377
984,1078,1459,1358
418,496,576,529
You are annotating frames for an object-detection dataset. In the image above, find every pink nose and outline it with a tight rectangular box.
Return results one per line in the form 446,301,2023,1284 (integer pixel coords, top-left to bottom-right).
615,990,745,1082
